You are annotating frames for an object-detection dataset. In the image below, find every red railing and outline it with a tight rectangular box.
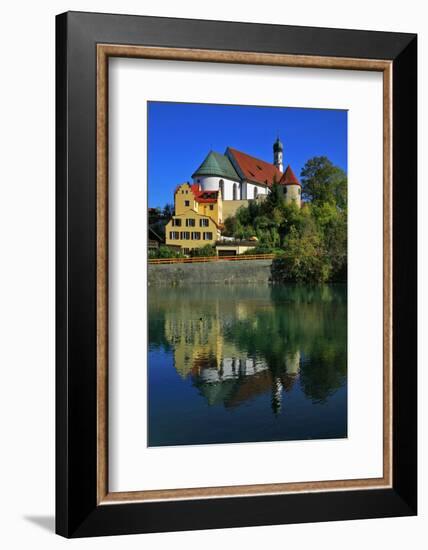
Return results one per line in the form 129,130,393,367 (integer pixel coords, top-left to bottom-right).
148,254,275,265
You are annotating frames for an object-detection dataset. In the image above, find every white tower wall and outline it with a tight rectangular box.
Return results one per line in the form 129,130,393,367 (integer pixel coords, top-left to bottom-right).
284,184,302,207
274,150,283,173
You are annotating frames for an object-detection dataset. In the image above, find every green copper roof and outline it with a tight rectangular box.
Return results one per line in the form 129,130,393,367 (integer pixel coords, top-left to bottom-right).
192,151,240,180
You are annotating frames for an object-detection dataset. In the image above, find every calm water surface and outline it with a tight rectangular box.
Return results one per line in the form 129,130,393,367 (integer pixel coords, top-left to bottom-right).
148,284,347,446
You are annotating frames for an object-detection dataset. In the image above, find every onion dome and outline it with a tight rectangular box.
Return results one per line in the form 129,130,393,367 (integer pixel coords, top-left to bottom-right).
273,137,283,152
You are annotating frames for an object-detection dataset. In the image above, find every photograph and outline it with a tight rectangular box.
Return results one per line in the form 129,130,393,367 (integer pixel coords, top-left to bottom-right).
147,101,348,447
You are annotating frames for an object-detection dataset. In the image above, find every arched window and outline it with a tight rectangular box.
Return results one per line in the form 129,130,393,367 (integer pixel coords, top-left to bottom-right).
219,179,224,198
253,187,258,199
233,183,237,200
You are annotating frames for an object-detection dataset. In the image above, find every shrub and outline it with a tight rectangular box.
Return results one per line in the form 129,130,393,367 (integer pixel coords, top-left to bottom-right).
271,227,332,284
190,245,217,257
149,246,184,259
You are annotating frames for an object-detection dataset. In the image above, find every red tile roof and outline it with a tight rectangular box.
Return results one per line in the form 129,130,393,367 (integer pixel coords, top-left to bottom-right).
228,148,282,187
196,197,217,204
190,184,218,203
279,165,301,186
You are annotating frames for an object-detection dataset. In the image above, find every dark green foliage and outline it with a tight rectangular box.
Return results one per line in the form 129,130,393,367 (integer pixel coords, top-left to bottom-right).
301,156,347,209
149,245,184,259
190,244,217,257
243,244,284,255
149,202,175,242
162,203,174,218
150,220,167,241
148,207,162,223
271,228,332,284
265,180,283,210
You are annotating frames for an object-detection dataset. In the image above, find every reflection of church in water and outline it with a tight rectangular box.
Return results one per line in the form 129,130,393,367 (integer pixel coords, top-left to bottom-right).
164,309,301,415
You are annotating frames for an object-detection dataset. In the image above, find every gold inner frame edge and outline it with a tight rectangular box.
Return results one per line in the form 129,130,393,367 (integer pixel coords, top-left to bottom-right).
96,44,393,505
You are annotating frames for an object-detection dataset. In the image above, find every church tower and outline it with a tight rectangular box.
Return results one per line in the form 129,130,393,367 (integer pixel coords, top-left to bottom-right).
273,137,284,173
279,165,302,208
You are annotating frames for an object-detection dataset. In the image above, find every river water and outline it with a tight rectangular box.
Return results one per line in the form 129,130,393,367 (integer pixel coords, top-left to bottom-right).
148,284,347,446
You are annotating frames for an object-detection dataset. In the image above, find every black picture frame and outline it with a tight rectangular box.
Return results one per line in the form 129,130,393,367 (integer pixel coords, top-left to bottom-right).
56,11,417,538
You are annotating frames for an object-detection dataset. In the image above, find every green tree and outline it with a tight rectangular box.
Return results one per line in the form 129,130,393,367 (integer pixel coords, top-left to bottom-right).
272,226,332,284
265,181,283,212
162,203,174,218
312,202,347,281
301,156,347,209
279,202,305,240
223,215,238,237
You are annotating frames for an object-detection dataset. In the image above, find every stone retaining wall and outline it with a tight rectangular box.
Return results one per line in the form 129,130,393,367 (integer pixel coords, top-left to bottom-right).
148,259,273,286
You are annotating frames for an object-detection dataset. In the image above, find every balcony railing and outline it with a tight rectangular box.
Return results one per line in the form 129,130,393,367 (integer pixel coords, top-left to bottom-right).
148,254,275,265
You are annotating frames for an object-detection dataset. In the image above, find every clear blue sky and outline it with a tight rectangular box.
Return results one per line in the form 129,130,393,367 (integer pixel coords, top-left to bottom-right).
148,101,347,208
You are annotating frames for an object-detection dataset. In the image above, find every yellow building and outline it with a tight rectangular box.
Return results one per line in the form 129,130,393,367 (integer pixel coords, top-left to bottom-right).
165,182,222,254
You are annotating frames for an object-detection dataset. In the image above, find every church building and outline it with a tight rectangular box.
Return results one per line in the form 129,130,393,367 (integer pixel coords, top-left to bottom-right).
165,138,302,253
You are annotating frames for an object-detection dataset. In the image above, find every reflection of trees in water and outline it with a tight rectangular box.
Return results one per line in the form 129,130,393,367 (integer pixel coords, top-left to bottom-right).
299,349,346,404
148,284,347,412
227,285,347,404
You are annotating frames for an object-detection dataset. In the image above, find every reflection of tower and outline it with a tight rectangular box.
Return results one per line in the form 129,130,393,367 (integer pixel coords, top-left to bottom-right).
286,351,301,375
271,377,283,415
281,350,301,392
271,350,302,415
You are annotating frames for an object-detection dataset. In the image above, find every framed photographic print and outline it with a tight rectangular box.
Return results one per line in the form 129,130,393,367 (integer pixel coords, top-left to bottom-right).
56,11,417,537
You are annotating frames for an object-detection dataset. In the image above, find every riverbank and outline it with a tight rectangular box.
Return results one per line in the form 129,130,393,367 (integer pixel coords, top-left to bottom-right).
148,258,273,286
